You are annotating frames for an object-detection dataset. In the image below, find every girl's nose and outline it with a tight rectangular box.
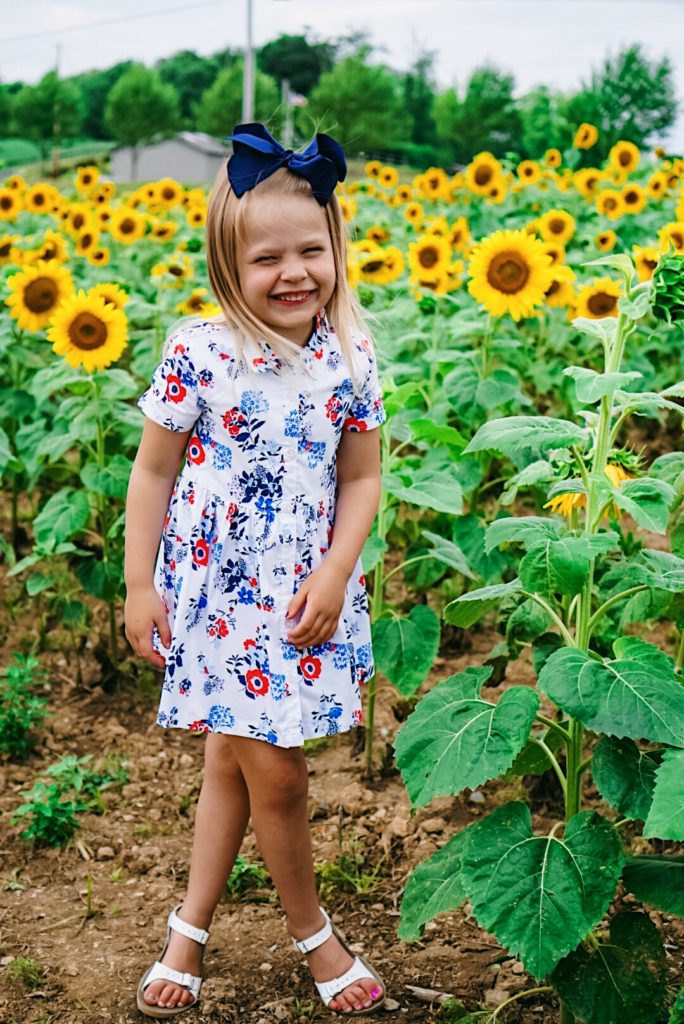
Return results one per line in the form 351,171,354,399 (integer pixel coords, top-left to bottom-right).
280,260,308,282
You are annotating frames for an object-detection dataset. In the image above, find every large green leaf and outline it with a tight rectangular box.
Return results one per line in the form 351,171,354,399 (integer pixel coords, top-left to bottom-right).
444,579,522,628
563,366,642,403
551,912,666,1024
33,488,92,546
484,516,559,553
384,465,464,515
622,856,684,916
459,803,623,979
394,668,539,807
80,454,133,499
613,477,676,534
537,647,684,746
669,988,684,1024
420,529,476,580
592,736,662,820
644,748,684,840
519,537,590,597
398,828,470,940
372,605,440,697
464,416,588,459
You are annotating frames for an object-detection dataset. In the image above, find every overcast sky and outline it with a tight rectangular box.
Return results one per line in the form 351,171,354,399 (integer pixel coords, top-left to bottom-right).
2,0,683,151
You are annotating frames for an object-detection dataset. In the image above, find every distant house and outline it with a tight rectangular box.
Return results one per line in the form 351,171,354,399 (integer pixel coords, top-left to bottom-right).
110,132,228,183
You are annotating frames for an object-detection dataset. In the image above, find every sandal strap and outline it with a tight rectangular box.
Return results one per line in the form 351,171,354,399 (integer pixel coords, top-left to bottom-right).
143,961,202,999
291,906,332,954
315,955,381,1006
168,905,209,946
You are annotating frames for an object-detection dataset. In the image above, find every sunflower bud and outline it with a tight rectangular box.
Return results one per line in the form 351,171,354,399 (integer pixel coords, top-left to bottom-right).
651,252,684,323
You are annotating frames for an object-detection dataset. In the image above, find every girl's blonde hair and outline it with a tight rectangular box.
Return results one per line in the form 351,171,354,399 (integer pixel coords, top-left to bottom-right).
163,162,376,392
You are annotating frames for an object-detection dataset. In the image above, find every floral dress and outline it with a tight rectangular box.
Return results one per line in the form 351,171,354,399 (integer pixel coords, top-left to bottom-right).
136,310,386,747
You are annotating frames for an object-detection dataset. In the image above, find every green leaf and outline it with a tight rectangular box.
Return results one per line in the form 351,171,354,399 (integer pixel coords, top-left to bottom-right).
612,636,674,673
537,647,684,746
622,856,684,917
464,416,588,459
420,529,476,579
33,488,92,547
613,477,676,534
361,535,386,575
506,599,550,645
500,459,556,506
372,605,440,697
649,452,684,493
618,289,653,320
505,725,565,778
459,803,624,978
484,516,559,554
582,253,636,285
394,668,539,807
444,579,522,628
563,366,642,403
592,736,662,820
409,419,467,450
670,988,684,1024
644,748,684,840
519,537,591,597
532,632,564,674
613,390,684,416
384,466,464,515
551,912,666,1024
26,572,58,597
80,454,133,499
382,381,423,418
571,316,618,345
397,828,470,940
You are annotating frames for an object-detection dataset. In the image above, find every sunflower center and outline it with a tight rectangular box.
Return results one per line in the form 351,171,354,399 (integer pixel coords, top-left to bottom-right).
80,233,93,248
162,187,175,201
169,265,183,276
624,190,639,204
363,259,385,273
41,244,57,259
604,197,617,210
0,196,12,210
474,166,492,186
546,280,560,298
644,258,657,272
549,218,566,235
68,312,108,350
0,242,11,257
588,292,617,316
25,277,58,313
72,212,84,229
671,232,684,249
188,295,204,310
487,251,530,294
120,218,135,234
619,151,631,167
419,246,440,269
34,193,45,206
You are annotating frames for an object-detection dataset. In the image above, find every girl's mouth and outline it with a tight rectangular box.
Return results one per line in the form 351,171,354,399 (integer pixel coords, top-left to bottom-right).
269,290,315,306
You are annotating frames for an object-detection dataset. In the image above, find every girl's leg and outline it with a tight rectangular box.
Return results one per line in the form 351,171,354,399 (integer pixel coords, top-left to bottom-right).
226,735,385,1014
143,734,251,1009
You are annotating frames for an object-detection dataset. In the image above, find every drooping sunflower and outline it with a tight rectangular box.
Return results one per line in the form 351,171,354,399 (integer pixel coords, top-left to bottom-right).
538,209,576,245
658,221,684,253
366,225,391,245
467,229,554,321
365,160,382,179
596,189,625,220
609,140,640,175
24,183,57,214
632,246,661,282
425,216,450,238
517,160,542,184
408,234,452,283
449,216,470,252
573,123,599,149
75,165,101,194
544,265,576,308
108,206,147,244
87,247,110,267
151,220,179,242
47,290,128,372
544,149,562,168
89,283,130,310
545,462,635,517
573,276,621,319
573,168,603,199
595,230,617,252
465,152,503,196
176,288,221,316
0,188,21,221
6,260,75,332
151,252,195,287
378,166,399,189
620,183,647,215
541,241,566,266
153,177,184,209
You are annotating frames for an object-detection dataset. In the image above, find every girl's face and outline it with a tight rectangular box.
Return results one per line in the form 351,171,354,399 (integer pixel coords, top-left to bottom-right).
236,192,337,346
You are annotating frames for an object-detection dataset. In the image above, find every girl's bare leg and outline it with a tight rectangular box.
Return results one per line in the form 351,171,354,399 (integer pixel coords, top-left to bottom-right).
142,734,251,1009
226,735,385,1014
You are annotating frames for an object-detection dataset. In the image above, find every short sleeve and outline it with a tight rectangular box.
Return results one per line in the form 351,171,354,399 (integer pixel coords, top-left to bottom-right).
137,337,203,433
343,343,386,432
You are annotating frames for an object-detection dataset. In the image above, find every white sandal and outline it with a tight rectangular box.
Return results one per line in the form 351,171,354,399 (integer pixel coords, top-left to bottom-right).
136,902,209,1018
290,906,387,1015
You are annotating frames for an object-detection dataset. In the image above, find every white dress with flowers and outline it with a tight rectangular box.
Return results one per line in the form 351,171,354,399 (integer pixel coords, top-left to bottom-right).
136,311,386,747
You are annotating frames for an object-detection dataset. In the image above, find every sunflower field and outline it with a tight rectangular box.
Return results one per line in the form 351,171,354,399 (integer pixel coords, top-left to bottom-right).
1,126,684,1024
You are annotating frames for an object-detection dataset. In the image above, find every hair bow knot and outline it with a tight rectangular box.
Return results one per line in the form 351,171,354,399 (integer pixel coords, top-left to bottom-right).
225,122,346,205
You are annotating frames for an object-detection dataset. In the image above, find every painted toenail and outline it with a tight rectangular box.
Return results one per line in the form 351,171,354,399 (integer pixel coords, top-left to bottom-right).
371,988,381,998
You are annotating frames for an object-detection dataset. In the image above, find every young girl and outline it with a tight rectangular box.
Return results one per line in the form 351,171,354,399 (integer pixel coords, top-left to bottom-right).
124,123,387,1018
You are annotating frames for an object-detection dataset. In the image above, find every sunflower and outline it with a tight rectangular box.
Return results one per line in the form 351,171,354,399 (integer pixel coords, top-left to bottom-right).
365,160,382,179
89,283,130,310
596,189,625,220
0,188,21,221
541,241,566,266
76,226,100,256
544,463,635,517
6,260,75,332
573,123,599,149
620,183,647,215
465,152,503,196
46,290,128,372
423,167,449,200
609,140,640,174
108,206,146,244
574,168,603,199
186,205,206,228
658,222,684,254
0,234,20,265
347,248,361,289
24,184,56,215
366,225,391,245
338,196,356,223
677,191,684,222
573,276,621,319
87,247,110,267
65,202,96,238
408,234,452,283
517,160,542,184
425,216,450,238
4,174,26,191
595,230,617,252
75,165,101,195
153,177,184,209
538,209,576,244
544,265,576,308
151,252,194,287
467,229,554,321
151,220,179,242
96,206,112,228
449,216,470,251
544,149,562,168
183,187,206,208
395,183,413,203
378,166,399,189
404,202,424,227
486,178,507,204
92,181,116,205
632,245,661,282
176,288,221,316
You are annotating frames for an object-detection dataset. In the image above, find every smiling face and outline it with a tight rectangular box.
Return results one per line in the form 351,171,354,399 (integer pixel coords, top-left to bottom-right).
236,192,337,346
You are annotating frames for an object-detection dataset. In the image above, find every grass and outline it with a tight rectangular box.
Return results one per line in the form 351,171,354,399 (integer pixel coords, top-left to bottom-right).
6,956,47,989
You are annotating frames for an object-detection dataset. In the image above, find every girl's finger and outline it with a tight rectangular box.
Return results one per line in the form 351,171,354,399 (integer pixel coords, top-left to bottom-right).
289,612,325,646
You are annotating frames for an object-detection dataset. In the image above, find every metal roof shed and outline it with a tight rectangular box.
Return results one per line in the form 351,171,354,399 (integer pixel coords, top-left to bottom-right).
110,131,228,184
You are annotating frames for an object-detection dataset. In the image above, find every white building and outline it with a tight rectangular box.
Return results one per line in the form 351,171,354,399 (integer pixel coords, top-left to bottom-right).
110,131,228,183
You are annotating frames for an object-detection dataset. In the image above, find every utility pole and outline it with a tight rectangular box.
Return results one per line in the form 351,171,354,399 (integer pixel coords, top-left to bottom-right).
242,0,254,122
281,78,293,149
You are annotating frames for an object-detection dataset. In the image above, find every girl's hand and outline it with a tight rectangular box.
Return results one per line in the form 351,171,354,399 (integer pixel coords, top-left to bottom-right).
124,585,172,669
285,559,348,649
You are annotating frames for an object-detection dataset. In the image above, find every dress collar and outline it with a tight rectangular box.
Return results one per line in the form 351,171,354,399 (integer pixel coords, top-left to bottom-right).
247,308,331,375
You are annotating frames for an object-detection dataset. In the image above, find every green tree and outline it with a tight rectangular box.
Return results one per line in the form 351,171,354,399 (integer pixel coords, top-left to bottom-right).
433,64,522,164
156,49,232,123
71,62,133,139
403,51,438,149
104,64,180,179
10,71,84,160
257,34,335,96
306,49,411,152
561,43,677,159
519,85,566,159
194,61,281,138
0,83,11,136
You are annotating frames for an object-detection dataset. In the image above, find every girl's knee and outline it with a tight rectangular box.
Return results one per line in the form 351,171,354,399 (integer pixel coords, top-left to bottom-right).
204,734,245,781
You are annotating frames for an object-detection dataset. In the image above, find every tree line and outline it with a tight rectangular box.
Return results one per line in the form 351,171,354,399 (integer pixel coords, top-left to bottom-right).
0,34,678,169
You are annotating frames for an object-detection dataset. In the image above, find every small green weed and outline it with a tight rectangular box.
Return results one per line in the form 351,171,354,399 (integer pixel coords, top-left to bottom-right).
226,855,271,897
314,838,386,901
0,653,51,759
302,736,331,756
6,955,47,989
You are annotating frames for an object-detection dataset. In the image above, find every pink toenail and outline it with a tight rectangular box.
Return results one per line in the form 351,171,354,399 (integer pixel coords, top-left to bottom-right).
371,988,381,998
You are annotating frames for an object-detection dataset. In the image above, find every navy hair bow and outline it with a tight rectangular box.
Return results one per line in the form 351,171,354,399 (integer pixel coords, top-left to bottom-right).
225,122,347,205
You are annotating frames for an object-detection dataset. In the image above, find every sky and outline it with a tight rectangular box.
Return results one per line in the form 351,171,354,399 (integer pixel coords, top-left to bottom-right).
1,0,683,151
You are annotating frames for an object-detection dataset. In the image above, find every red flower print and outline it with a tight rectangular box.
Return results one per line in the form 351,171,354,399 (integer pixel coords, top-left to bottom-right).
300,656,321,681
343,416,367,432
244,638,257,650
189,720,210,732
295,564,302,574
222,408,246,437
249,577,257,586
165,374,186,403
218,619,229,637
314,348,323,359
172,343,186,356
359,574,365,586
325,395,342,421
353,708,363,724
186,436,205,464
193,539,210,566
246,668,270,696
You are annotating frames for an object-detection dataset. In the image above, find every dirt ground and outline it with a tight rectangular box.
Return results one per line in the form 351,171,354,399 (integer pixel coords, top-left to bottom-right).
0,608,682,1024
